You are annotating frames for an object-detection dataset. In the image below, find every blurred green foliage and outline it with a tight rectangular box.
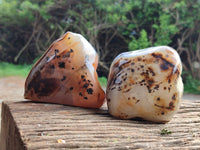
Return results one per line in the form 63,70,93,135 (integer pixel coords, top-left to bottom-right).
98,76,108,87
183,72,200,94
0,0,200,92
0,62,32,78
128,29,150,50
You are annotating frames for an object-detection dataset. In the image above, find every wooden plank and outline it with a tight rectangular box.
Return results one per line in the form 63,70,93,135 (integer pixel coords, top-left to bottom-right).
1,100,200,149
1,101,25,150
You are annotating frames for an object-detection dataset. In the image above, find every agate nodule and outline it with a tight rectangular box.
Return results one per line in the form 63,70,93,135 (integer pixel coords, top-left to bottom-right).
106,46,183,123
24,32,105,108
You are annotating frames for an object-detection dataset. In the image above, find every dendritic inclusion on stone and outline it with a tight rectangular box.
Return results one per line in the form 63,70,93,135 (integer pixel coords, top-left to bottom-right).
106,46,183,123
24,32,105,108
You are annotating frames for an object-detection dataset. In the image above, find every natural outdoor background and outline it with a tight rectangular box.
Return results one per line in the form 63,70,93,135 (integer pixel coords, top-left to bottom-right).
0,0,200,94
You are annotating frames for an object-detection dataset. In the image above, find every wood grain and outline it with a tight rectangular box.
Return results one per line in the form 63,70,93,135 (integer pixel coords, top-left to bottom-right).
1,100,200,149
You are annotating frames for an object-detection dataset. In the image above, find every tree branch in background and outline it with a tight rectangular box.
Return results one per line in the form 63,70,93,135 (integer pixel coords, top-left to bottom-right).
98,61,109,72
14,30,35,63
196,33,200,61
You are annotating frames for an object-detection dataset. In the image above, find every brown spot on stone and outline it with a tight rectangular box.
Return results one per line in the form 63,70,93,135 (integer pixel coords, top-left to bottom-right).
136,100,140,104
124,88,131,93
152,52,175,71
113,60,120,68
81,75,85,79
115,79,122,85
118,86,122,91
27,71,40,91
83,83,89,89
117,60,131,72
29,74,60,97
61,76,66,81
79,92,83,96
172,94,176,100
87,88,93,95
63,52,71,58
160,62,169,70
58,62,65,68
63,49,74,58
168,79,171,84
154,103,174,110
110,87,116,90
147,79,154,87
169,101,174,107
148,67,156,76
154,104,164,109
154,85,159,90
147,86,152,93
123,77,127,81
55,49,59,53
107,73,116,88
152,53,162,58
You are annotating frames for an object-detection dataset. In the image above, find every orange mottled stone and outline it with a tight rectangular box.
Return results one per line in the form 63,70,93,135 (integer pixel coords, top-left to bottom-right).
24,32,105,108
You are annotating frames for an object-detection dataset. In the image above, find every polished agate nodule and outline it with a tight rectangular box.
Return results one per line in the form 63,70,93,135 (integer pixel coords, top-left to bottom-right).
24,32,105,108
106,46,183,123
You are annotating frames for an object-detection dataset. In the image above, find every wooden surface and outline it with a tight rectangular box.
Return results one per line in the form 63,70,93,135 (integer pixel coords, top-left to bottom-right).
1,100,200,150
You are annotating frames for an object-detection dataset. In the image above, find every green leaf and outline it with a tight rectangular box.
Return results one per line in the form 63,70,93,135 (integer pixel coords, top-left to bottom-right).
128,29,150,51
160,128,172,135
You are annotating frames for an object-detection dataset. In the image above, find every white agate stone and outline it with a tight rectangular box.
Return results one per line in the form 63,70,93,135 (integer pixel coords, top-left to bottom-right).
106,46,183,123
